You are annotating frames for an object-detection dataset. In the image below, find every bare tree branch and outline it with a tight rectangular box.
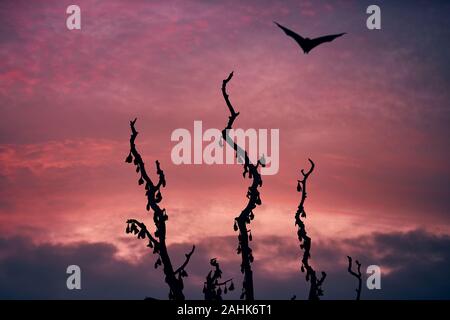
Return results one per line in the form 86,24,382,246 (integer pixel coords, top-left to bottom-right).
295,159,326,300
126,218,159,246
125,119,195,300
174,245,196,275
220,72,263,300
217,278,234,286
203,258,234,301
347,256,362,300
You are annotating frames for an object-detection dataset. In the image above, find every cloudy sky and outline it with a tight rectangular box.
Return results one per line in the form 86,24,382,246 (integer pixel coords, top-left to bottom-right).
0,0,449,299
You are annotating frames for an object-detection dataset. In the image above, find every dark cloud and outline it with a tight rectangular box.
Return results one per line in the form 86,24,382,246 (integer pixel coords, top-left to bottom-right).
0,229,449,299
340,230,450,299
0,237,166,299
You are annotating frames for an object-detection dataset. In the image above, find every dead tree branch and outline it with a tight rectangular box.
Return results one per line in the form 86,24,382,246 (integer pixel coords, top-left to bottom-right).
347,256,362,300
295,159,326,300
220,72,264,300
203,258,234,300
125,118,195,300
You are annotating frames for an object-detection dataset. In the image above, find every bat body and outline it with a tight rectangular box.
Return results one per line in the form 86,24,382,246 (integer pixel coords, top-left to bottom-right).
274,22,345,54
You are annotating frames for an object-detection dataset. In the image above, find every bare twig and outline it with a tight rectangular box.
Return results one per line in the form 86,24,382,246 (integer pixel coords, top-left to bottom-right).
347,256,362,300
174,245,196,275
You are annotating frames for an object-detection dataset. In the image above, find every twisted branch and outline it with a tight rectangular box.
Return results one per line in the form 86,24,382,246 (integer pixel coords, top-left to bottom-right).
347,256,362,300
220,72,264,300
125,118,195,300
295,159,326,300
174,245,196,275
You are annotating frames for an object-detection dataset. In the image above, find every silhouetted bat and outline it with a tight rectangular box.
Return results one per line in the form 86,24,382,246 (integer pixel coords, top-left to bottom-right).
274,22,345,54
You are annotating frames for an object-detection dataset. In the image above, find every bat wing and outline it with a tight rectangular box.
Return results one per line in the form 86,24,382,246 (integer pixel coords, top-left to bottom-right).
274,21,307,51
309,33,346,50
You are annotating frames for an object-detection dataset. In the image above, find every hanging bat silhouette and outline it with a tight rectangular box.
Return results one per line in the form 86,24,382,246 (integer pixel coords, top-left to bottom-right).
274,22,345,54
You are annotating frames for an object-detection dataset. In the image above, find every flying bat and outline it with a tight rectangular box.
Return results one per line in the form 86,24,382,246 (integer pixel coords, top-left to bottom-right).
274,22,345,54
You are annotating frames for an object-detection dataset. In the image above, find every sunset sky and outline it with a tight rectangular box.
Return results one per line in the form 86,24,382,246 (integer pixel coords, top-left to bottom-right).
1,0,449,299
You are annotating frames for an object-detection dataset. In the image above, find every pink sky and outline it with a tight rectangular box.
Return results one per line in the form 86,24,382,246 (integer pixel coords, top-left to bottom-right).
1,0,449,283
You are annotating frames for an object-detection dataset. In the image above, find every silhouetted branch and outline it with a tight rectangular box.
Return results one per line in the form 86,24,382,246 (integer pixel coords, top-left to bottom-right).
174,245,196,275
297,158,314,219
203,258,234,300
347,256,362,300
222,72,240,129
126,218,159,246
125,119,195,300
220,72,264,300
295,159,326,300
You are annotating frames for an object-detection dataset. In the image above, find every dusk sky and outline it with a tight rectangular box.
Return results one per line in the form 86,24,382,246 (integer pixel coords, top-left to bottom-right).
1,0,449,299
